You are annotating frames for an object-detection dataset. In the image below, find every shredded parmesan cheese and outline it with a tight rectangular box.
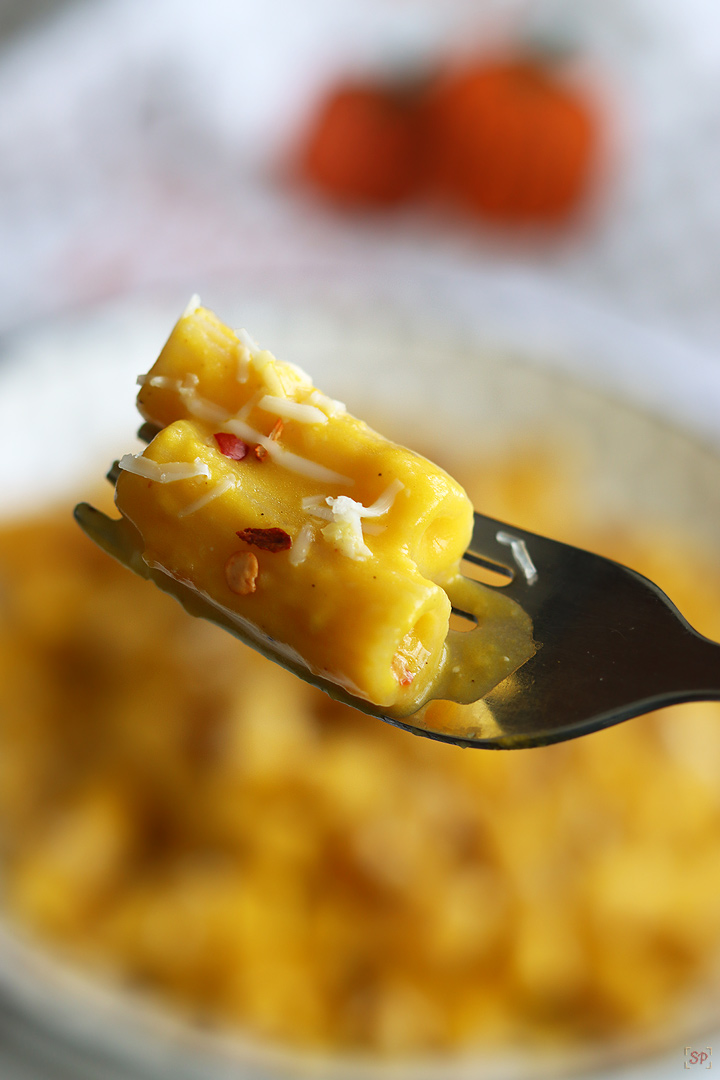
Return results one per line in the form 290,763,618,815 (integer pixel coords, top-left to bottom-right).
182,293,202,319
118,454,210,483
235,341,251,384
258,395,328,426
235,327,260,354
362,478,405,517
136,374,183,390
302,480,403,559
305,389,347,418
177,476,235,518
179,387,230,424
496,531,538,585
301,496,332,520
225,418,353,486
288,522,315,567
285,361,313,386
252,351,287,397
321,498,372,559
234,392,261,423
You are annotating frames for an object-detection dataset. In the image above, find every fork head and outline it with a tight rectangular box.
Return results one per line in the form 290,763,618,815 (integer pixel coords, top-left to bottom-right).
396,513,720,749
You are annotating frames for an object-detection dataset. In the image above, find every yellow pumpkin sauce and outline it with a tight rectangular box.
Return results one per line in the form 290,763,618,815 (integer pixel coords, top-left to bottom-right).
2,445,720,1057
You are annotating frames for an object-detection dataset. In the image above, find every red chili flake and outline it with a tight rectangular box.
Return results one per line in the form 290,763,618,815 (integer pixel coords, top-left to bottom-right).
252,444,268,461
237,527,292,552
269,418,284,442
214,432,249,460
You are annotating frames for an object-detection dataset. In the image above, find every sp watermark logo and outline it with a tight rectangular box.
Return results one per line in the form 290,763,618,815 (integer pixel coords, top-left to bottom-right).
685,1046,712,1069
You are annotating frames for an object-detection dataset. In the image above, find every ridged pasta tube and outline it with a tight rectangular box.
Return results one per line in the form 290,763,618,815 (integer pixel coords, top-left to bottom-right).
115,302,477,714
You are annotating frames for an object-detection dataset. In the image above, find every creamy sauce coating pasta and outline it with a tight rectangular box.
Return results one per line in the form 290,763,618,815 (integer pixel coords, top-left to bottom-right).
112,304,535,716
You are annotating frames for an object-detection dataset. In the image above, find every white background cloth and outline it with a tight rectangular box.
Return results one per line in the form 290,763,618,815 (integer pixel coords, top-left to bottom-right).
1,0,720,357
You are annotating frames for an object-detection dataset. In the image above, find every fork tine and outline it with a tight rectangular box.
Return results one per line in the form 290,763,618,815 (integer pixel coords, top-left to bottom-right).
462,549,514,578
137,421,161,444
74,502,151,582
104,424,160,486
74,501,121,557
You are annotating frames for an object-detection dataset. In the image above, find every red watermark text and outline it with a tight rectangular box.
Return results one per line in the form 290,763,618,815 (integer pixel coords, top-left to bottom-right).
685,1047,712,1069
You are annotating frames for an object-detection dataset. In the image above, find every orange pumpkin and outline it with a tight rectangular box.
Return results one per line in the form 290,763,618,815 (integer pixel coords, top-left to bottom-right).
302,83,420,206
423,58,598,222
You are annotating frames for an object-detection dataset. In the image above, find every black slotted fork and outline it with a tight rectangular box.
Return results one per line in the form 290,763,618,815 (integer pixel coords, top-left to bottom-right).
406,512,720,749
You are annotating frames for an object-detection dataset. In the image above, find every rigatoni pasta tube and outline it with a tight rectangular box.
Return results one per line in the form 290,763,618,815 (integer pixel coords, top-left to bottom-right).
115,302,477,714
116,420,455,710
